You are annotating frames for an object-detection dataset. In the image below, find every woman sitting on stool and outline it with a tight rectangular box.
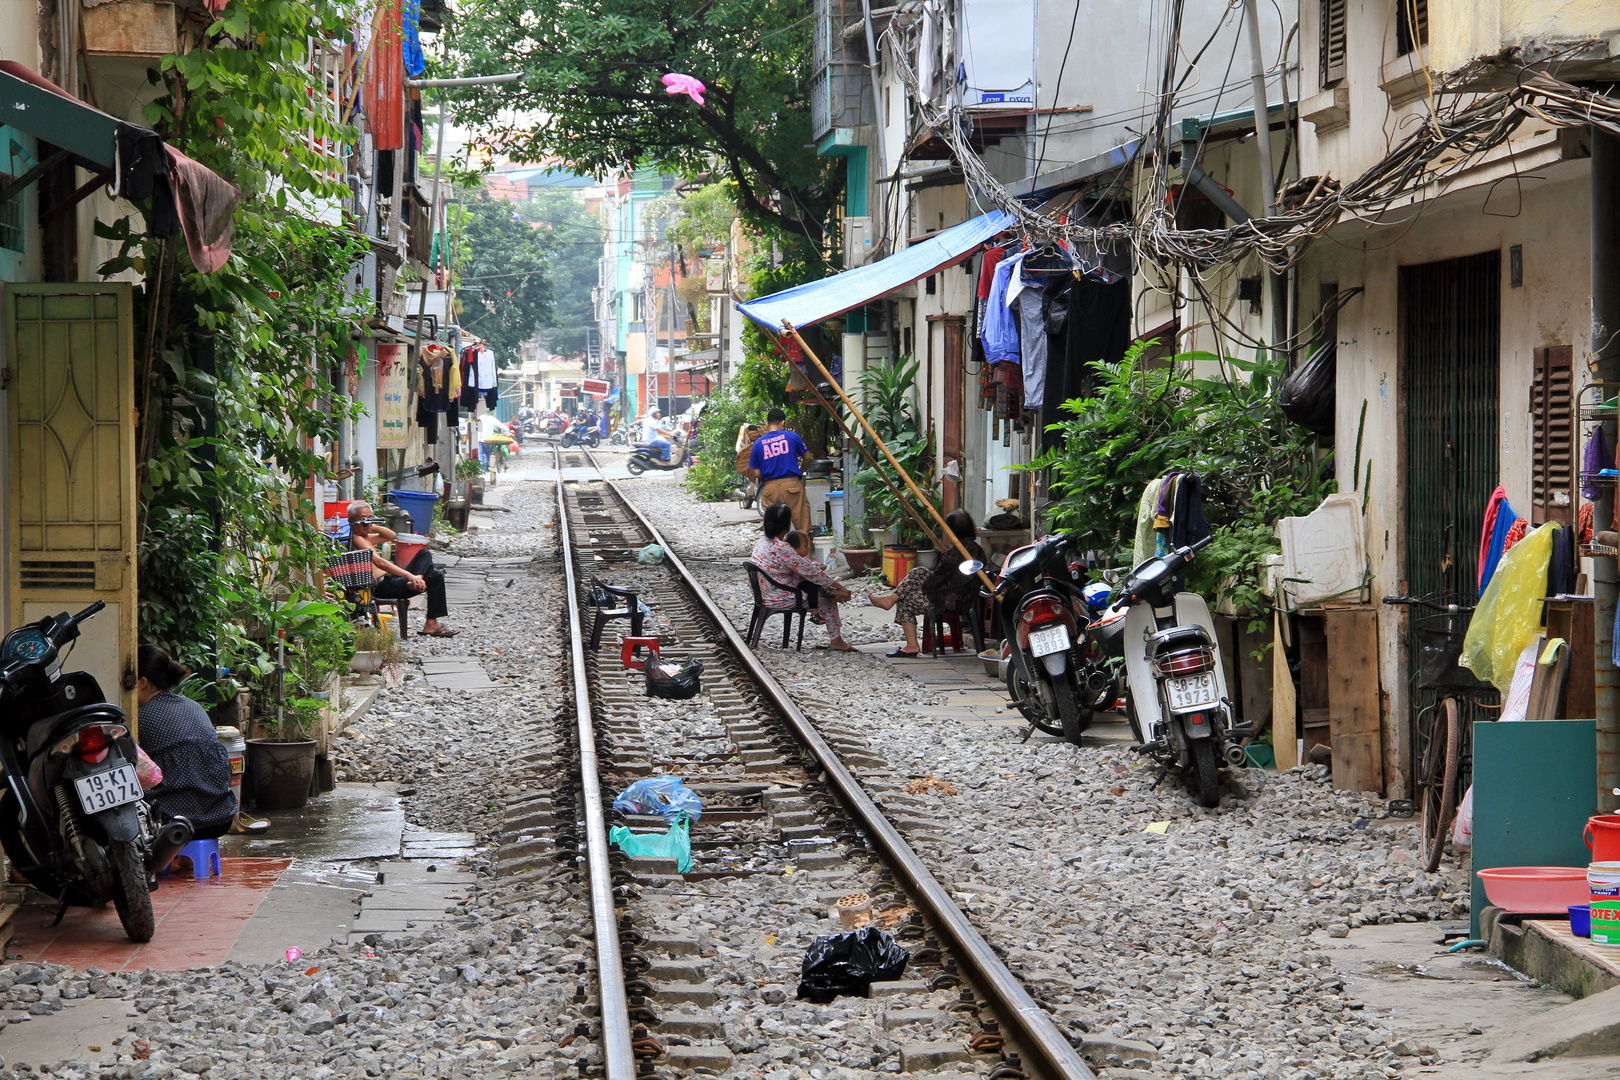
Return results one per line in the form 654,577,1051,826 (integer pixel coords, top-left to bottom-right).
136,646,238,843
868,509,987,658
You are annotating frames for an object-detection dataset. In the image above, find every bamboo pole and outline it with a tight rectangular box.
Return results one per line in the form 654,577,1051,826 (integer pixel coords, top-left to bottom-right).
781,321,995,593
762,331,947,557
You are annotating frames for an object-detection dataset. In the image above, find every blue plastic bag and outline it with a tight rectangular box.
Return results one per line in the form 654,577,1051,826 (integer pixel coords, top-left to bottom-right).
610,811,692,872
612,776,703,822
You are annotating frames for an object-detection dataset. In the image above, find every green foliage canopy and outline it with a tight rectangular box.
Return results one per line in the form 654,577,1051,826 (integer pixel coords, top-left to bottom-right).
445,0,839,249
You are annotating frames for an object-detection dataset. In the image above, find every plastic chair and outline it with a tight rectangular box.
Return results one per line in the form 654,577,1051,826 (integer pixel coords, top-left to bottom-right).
587,576,643,651
743,561,819,650
923,595,987,657
326,543,410,637
170,838,221,879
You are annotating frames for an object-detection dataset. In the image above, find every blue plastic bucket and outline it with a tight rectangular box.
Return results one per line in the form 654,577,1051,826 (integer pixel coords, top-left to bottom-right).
388,489,439,535
1570,903,1592,937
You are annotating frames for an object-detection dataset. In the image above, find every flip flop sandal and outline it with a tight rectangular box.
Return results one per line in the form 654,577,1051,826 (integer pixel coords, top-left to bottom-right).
423,628,460,637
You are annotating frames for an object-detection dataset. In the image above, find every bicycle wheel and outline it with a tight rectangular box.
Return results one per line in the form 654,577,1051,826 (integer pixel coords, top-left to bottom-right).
1420,697,1462,872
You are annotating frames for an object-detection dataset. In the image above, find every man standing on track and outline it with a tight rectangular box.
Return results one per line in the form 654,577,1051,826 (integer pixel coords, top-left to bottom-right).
748,408,812,533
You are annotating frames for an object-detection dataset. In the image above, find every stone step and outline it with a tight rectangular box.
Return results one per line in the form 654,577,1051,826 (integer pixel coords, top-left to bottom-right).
663,1043,735,1071
645,958,708,984
652,982,720,1007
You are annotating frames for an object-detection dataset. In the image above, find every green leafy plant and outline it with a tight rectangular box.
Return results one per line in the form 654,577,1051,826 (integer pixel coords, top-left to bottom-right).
271,697,326,743
847,356,939,546
683,386,757,502
291,615,355,696
456,456,484,480
1029,342,1334,633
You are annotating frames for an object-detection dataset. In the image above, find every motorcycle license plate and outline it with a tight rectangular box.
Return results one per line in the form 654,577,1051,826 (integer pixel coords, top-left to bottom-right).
74,764,141,814
1166,672,1219,712
1029,625,1070,657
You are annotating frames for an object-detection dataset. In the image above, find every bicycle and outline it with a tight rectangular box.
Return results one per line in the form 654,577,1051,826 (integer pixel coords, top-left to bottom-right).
1381,593,1497,872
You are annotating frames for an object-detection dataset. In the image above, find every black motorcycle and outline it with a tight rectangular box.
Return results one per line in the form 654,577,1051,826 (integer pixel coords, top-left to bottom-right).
0,604,191,941
970,533,1109,744
560,423,600,449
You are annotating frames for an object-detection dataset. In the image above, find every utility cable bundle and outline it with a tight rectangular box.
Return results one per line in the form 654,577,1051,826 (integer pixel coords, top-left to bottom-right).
883,20,1620,279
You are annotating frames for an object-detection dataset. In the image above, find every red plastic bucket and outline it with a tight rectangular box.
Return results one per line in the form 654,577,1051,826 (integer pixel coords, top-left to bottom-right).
1586,815,1620,863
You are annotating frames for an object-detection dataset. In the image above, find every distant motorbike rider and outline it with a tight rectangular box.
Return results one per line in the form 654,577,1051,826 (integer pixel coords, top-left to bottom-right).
642,408,676,462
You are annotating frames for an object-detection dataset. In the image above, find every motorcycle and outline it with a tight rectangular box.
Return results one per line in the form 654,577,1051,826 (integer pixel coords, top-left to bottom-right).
1088,537,1247,807
971,533,1105,744
626,441,692,475
0,603,192,941
560,422,600,449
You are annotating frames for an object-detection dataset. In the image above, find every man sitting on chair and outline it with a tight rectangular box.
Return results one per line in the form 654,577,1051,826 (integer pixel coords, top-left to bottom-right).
348,502,458,637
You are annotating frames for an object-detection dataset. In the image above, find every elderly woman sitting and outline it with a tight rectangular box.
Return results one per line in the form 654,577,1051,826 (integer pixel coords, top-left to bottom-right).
751,503,856,650
868,509,987,657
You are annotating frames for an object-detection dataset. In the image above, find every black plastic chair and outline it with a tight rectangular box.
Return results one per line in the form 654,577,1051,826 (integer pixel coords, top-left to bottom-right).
587,576,644,651
924,593,987,657
743,561,819,650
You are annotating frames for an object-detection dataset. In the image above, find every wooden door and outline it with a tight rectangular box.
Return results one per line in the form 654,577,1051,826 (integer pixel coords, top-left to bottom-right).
5,284,138,718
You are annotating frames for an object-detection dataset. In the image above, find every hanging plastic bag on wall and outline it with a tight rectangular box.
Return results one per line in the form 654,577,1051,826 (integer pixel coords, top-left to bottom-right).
796,926,910,1003
1278,340,1336,435
1452,785,1474,849
609,810,693,872
612,776,704,822
1459,522,1558,691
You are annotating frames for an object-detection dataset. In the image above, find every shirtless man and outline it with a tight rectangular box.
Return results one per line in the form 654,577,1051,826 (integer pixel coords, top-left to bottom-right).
347,502,458,637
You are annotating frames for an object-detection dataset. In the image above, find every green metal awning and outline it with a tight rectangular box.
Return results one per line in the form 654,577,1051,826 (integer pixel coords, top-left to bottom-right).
1180,100,1290,143
0,61,117,170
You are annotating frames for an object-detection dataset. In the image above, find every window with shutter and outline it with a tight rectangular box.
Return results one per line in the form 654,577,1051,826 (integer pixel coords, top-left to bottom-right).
1530,345,1574,525
1397,0,1428,56
1320,0,1346,86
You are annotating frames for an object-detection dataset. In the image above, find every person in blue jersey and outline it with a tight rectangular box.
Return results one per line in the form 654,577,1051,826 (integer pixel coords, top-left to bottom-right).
747,408,812,533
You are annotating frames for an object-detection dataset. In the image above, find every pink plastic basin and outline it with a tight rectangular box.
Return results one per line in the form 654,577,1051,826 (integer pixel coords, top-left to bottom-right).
1477,867,1591,912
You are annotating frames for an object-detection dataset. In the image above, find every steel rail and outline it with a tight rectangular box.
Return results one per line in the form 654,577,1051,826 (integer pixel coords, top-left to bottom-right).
585,453,1097,1080
553,453,636,1080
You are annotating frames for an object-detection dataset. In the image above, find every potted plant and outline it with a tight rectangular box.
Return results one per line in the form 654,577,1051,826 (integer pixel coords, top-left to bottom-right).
839,518,881,574
350,624,404,675
246,696,323,809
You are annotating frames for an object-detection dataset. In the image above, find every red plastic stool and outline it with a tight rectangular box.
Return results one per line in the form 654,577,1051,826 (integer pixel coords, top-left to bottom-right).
620,636,661,670
921,614,965,656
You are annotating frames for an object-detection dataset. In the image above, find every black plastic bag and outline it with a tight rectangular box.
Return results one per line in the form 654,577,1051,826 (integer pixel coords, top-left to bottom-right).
796,926,910,1003
1278,340,1335,435
645,657,703,700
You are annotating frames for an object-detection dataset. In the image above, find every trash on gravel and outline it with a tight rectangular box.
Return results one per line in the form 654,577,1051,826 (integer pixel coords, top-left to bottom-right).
645,655,703,699
905,775,959,796
284,947,303,963
796,926,910,1003
1142,821,1170,834
609,809,693,872
613,775,704,821
637,543,665,563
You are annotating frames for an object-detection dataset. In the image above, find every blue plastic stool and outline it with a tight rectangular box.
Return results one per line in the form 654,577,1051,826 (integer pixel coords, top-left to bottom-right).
171,838,221,879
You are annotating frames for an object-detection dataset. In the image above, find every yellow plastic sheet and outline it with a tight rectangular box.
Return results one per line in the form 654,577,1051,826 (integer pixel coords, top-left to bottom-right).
1459,522,1558,690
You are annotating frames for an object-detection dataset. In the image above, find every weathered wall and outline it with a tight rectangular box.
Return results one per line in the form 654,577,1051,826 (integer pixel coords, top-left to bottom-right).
1296,170,1592,794
1431,0,1620,74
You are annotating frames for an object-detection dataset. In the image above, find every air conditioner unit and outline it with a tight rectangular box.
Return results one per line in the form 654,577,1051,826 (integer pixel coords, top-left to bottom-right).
844,216,873,268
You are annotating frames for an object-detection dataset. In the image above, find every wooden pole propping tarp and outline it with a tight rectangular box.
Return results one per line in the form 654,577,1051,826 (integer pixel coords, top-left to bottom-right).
781,321,996,594
762,330,947,558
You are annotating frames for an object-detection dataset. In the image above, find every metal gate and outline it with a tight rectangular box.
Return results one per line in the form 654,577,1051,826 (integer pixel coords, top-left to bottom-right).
1401,251,1502,771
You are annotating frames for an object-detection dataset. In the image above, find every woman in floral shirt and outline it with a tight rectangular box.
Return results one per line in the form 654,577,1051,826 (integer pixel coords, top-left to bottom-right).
751,503,855,650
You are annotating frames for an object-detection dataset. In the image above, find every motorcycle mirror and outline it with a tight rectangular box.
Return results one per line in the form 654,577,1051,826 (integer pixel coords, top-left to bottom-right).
959,559,984,576
1101,568,1120,584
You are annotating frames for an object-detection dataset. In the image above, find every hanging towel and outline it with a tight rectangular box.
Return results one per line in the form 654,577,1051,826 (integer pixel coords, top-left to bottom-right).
1133,479,1165,568
1500,518,1528,553
1583,427,1610,500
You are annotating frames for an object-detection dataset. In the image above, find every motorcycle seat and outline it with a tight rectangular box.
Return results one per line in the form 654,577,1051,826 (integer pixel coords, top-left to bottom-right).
26,703,128,759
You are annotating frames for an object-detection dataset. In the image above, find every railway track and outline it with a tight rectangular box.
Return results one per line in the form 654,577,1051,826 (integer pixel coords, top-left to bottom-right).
539,447,1096,1080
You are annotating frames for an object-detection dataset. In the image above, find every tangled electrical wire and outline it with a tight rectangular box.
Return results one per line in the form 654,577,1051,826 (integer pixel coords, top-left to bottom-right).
884,20,1620,278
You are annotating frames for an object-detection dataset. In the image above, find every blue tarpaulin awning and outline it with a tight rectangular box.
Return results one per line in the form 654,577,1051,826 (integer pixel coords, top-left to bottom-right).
736,209,1013,331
